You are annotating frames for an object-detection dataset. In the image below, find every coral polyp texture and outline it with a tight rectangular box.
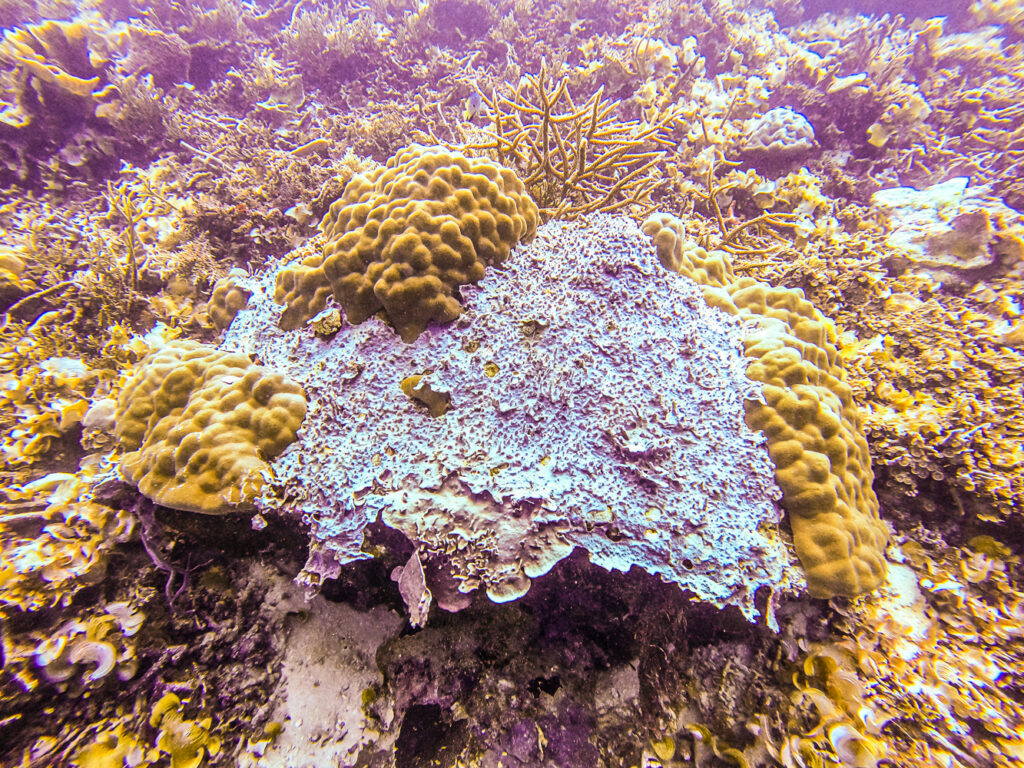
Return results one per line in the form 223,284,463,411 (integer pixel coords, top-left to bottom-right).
643,213,889,599
226,214,798,621
207,268,252,330
273,144,540,341
114,340,307,514
744,107,816,154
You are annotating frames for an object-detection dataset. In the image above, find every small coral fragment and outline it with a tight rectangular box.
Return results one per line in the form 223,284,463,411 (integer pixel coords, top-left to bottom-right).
150,693,221,768
745,107,816,154
72,723,150,768
115,340,306,514
643,213,889,599
274,144,539,341
400,373,451,417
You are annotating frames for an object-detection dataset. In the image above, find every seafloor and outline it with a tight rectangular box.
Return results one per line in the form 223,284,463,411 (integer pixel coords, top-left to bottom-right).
0,0,1022,766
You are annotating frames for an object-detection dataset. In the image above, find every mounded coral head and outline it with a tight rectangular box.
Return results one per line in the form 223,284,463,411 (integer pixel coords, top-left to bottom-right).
745,107,816,154
274,144,539,341
207,268,252,330
115,340,306,514
643,213,889,599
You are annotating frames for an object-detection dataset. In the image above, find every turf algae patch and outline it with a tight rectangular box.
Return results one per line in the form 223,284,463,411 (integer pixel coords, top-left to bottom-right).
224,214,800,624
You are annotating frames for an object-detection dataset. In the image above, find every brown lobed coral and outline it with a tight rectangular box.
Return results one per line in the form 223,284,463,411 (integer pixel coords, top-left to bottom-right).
114,340,306,514
644,213,889,599
207,268,252,330
273,144,539,341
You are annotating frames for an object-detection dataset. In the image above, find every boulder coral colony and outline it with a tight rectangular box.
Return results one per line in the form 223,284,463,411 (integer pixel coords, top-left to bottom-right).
0,0,1022,767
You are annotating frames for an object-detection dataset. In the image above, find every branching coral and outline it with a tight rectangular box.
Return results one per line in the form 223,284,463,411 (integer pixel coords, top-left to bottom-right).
672,144,1024,524
465,60,678,218
971,0,1024,38
279,6,387,83
713,170,1024,520
918,70,1024,210
0,192,207,473
0,1,1021,764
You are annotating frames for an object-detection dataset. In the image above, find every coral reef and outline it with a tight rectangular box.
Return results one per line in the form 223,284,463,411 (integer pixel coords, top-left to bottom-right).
228,214,795,621
274,144,539,340
115,340,307,514
643,213,889,599
1,0,1023,765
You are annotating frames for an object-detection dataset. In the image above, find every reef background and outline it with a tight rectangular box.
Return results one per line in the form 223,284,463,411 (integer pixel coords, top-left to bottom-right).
1,0,1022,766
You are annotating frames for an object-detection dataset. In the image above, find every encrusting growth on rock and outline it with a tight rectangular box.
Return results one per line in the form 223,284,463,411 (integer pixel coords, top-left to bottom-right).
227,214,792,622
115,340,307,514
274,144,539,341
643,212,889,599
